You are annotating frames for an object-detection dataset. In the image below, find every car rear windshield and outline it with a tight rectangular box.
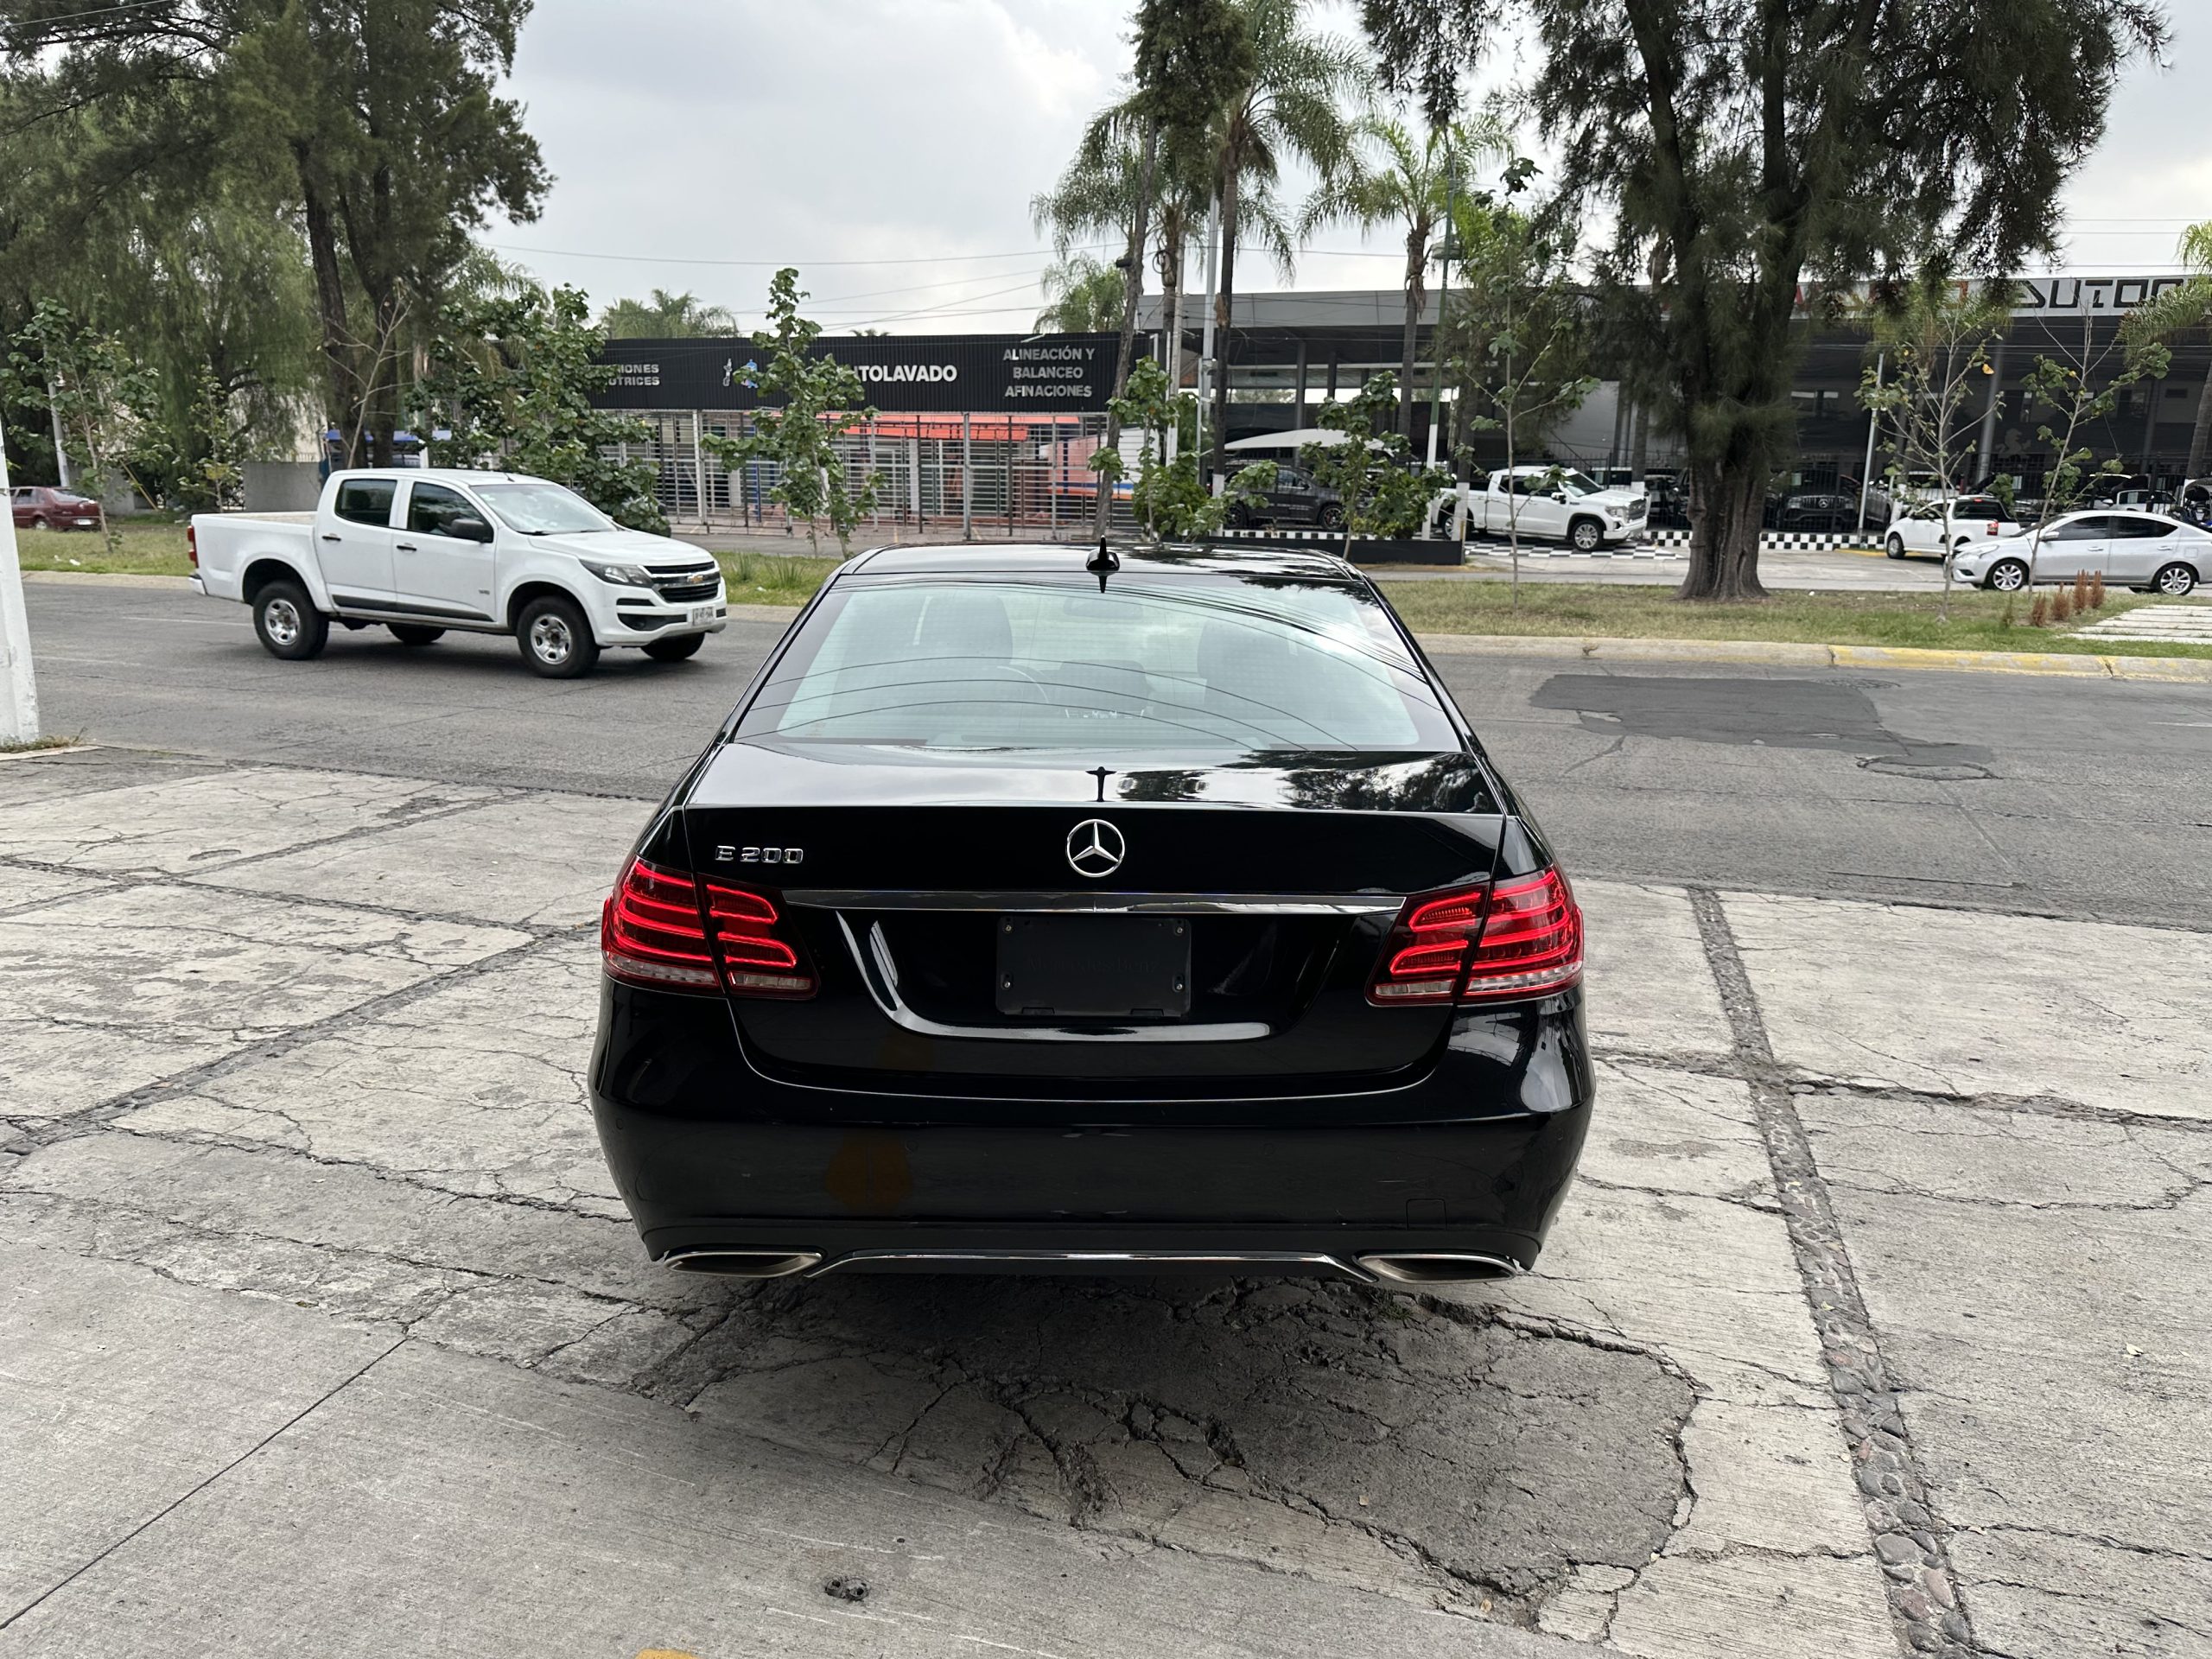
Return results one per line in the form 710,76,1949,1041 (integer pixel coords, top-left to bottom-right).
735,573,1461,753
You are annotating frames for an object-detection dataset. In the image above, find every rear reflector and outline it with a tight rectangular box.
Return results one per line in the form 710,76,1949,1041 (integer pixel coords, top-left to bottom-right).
1368,868,1583,1006
186,524,199,569
601,858,816,998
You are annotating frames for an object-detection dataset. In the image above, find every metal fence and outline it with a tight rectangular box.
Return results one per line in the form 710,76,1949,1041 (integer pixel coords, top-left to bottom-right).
613,410,1140,537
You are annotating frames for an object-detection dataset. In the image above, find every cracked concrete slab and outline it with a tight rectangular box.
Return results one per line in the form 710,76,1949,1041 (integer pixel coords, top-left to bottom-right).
0,1242,392,1624
111,935,614,1212
1724,891,2212,1118
1576,881,1734,1061
0,1249,1586,1659
0,747,226,809
197,791,647,928
0,764,499,875
675,1274,1694,1618
1802,1093,2212,1658
0,883,530,1122
0,862,104,913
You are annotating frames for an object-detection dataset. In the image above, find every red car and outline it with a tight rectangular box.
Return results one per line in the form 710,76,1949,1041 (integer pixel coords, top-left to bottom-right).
10,485,103,531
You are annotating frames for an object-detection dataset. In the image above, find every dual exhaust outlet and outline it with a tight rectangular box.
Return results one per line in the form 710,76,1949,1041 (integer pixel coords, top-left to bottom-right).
658,1248,1522,1286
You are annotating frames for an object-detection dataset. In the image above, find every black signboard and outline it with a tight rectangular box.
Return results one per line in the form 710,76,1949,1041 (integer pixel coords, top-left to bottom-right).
592,333,1124,414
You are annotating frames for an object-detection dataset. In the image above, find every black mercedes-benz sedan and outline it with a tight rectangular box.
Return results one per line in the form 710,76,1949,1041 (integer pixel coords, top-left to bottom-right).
588,543,1592,1287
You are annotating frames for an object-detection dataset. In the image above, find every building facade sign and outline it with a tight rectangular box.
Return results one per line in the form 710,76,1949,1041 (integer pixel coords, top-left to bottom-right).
591,334,1122,412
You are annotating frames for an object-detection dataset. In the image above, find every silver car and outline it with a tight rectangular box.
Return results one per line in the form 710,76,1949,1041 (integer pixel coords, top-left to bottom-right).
1950,510,2207,597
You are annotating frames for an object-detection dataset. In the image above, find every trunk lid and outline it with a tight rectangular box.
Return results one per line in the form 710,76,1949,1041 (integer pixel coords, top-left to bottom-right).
679,740,1504,1096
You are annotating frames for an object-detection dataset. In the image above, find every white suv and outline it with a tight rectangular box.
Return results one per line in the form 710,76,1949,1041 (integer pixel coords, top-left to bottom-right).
190,468,728,677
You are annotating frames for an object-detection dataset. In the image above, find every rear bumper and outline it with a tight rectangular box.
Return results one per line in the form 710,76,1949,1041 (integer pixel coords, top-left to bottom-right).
588,980,1595,1277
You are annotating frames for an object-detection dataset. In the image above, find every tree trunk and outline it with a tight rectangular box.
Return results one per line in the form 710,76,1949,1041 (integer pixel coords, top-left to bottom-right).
1399,229,1425,439
1096,114,1160,538
1210,167,1242,481
1676,456,1768,601
298,175,358,467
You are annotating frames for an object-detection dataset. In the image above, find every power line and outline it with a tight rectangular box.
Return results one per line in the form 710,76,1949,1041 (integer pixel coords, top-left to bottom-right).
492,241,1108,270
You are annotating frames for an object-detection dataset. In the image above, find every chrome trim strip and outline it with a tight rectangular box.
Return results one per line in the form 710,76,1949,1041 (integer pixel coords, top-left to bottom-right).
842,916,1270,1045
791,888,1402,917
809,1249,1374,1282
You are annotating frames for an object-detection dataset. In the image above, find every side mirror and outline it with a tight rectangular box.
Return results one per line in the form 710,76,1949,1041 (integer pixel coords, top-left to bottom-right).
450,514,493,543
1549,490,1567,503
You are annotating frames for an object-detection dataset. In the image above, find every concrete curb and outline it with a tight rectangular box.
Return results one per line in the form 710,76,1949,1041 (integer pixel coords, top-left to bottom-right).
1414,632,2212,682
21,569,193,588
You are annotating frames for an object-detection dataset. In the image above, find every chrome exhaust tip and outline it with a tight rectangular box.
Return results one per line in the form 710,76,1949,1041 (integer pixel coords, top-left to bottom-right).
1355,1252,1523,1285
658,1249,823,1279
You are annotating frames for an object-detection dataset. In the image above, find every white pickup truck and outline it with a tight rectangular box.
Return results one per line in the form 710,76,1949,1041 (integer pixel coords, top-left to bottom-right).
188,467,728,677
1432,465,1649,551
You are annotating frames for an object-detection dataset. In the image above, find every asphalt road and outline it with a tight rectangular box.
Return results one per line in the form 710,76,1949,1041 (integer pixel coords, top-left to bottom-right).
23,572,2212,925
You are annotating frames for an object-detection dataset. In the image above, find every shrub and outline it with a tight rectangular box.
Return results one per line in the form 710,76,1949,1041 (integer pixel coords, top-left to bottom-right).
2051,588,2074,623
2028,594,2050,626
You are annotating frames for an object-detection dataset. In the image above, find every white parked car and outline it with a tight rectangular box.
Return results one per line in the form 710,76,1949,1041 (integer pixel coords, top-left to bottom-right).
1884,494,2026,562
1433,466,1649,550
1949,510,2208,596
189,469,727,677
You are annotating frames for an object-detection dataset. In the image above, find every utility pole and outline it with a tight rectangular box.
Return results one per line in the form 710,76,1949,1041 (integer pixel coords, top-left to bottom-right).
1857,352,1884,534
1426,154,1458,469
1195,196,1220,488
48,381,72,491
0,429,43,746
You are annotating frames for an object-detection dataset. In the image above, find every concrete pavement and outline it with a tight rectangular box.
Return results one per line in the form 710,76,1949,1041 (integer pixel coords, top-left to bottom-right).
3,745,2207,1658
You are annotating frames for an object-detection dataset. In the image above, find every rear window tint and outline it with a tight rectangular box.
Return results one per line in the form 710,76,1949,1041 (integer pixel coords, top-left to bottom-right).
738,574,1459,754
333,479,396,526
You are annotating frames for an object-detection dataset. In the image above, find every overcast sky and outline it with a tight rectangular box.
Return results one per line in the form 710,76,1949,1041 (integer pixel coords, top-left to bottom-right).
493,0,2209,338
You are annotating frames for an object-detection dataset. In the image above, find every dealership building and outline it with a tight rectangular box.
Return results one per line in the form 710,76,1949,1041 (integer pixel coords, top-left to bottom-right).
588,271,2209,530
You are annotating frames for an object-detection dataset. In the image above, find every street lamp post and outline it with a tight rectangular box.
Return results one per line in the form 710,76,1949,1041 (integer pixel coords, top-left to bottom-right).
1426,154,1459,471
0,428,43,746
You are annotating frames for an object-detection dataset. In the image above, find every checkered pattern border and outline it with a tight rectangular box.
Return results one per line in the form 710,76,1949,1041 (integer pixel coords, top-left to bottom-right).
1211,526,1884,556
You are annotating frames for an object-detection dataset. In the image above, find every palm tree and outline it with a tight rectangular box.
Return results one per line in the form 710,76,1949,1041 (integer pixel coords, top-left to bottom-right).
1035,254,1126,334
1203,0,1371,472
1033,112,1285,395
2123,221,2212,480
1300,115,1507,437
599,289,738,339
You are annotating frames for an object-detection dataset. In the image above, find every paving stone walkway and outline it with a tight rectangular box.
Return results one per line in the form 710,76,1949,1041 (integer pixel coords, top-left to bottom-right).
1,746,2204,1659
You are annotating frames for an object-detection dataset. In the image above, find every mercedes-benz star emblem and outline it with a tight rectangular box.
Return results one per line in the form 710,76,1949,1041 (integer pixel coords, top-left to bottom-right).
1065,818,1125,879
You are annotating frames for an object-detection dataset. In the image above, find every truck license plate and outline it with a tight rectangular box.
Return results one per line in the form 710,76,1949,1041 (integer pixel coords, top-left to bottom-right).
688,605,716,626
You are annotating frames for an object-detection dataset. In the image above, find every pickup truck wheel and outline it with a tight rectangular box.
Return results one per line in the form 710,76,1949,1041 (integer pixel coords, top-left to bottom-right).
388,624,444,646
1885,533,1906,559
517,594,599,678
1985,558,2031,593
643,632,706,663
1568,516,1604,552
253,580,328,661
2154,562,2199,597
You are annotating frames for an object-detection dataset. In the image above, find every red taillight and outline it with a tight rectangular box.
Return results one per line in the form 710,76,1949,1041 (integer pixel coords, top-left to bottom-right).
601,858,815,998
187,524,199,568
1368,868,1583,1007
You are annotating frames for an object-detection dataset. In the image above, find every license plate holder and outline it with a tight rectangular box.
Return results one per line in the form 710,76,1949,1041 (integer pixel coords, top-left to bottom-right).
995,915,1192,1019
688,604,717,626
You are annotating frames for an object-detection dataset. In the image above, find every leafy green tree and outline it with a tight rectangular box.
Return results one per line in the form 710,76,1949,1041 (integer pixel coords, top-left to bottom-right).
2,0,547,468
1297,371,1450,550
1859,273,2013,503
2,301,159,555
1300,115,1508,436
1035,256,1127,334
2018,317,2167,582
1360,0,2167,601
699,270,882,555
1440,195,1594,475
2120,221,2212,479
1205,0,1372,475
419,283,665,533
1104,355,1272,537
601,289,739,339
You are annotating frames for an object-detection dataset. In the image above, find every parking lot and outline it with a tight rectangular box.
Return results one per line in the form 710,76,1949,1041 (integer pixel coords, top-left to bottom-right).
3,575,2209,1658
